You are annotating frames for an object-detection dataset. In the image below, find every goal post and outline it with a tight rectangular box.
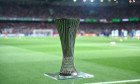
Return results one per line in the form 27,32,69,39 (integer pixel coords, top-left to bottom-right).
33,29,53,36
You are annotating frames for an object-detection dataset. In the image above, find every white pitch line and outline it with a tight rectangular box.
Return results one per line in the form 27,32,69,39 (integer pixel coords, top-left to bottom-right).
85,79,140,84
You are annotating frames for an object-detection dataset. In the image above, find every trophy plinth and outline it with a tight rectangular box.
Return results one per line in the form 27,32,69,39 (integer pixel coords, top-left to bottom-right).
44,71,94,80
44,18,94,80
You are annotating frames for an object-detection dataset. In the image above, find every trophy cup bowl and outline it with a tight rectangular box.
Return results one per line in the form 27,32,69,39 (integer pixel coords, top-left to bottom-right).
44,18,94,80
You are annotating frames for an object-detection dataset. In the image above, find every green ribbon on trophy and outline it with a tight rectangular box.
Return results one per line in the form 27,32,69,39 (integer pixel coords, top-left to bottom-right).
44,18,94,80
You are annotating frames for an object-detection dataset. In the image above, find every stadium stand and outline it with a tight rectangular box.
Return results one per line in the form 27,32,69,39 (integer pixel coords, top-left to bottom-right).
0,3,140,18
0,3,140,36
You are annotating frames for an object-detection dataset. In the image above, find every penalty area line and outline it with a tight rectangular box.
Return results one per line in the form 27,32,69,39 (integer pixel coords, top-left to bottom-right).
85,79,140,84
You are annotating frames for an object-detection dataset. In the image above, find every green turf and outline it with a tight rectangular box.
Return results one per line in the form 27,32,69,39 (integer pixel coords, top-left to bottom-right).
0,37,140,84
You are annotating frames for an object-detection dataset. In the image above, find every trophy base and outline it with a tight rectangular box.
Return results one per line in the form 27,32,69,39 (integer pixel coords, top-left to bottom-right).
44,71,94,80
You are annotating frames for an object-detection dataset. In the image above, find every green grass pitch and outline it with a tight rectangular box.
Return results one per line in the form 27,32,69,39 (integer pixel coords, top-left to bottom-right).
0,36,140,84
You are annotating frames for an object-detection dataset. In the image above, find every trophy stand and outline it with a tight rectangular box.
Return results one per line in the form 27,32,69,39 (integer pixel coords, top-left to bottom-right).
44,18,94,80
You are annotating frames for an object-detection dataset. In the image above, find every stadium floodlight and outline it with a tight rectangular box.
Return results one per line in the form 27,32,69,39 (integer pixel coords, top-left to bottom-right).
73,0,77,2
129,0,132,3
91,0,94,2
100,0,104,2
44,18,94,80
83,0,86,2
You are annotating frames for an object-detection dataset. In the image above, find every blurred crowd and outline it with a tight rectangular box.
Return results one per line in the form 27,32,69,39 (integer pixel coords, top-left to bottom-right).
0,22,57,34
0,3,140,37
0,3,140,19
0,22,139,36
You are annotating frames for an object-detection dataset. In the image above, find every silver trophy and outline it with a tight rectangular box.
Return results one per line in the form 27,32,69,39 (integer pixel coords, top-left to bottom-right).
44,18,94,80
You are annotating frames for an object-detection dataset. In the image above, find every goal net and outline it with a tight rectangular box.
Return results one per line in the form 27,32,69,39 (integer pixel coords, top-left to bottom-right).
33,29,53,36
